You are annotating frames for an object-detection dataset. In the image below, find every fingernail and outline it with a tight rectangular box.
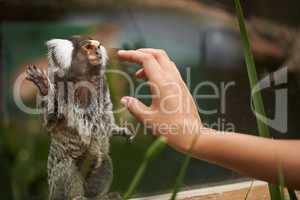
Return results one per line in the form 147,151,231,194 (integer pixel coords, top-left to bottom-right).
120,97,129,107
118,50,126,55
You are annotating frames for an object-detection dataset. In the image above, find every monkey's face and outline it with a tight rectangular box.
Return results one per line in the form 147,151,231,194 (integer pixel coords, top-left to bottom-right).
70,36,108,78
77,39,108,67
46,36,108,79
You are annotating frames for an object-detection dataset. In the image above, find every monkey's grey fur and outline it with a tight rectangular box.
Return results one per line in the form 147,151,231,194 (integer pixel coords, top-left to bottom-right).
26,36,134,200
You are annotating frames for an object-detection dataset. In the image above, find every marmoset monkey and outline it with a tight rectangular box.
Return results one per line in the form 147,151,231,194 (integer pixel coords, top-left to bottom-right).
26,35,134,200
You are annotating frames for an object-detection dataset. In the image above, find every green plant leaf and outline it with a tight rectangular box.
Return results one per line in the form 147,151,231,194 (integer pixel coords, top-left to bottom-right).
170,135,199,200
124,137,167,200
233,0,289,200
169,154,192,200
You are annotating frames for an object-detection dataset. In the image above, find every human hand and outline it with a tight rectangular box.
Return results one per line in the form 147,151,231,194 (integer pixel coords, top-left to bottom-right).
118,50,300,189
118,49,202,140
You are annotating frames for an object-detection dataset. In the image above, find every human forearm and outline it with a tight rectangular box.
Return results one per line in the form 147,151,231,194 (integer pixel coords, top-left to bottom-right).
187,129,300,189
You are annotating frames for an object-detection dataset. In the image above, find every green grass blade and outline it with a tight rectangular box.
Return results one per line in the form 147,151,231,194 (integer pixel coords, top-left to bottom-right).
278,164,286,200
170,154,192,200
269,184,284,200
277,165,298,200
233,0,286,199
124,137,167,200
234,0,270,138
170,135,199,200
145,137,168,162
123,160,148,200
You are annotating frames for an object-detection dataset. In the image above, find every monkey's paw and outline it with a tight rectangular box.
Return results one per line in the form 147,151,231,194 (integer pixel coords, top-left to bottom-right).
124,128,136,142
114,127,136,142
102,192,122,200
26,65,49,96
90,192,122,200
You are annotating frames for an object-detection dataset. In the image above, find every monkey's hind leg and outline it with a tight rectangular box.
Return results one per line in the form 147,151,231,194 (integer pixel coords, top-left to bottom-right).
49,159,88,200
83,155,122,200
26,64,49,96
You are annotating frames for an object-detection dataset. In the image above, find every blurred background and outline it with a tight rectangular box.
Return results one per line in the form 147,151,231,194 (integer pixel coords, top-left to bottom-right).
1,0,300,199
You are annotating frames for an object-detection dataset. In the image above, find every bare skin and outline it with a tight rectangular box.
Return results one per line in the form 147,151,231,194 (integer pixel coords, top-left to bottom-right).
117,48,300,189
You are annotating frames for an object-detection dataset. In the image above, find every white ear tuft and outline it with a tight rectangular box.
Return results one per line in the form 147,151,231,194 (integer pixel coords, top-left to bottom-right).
46,39,74,69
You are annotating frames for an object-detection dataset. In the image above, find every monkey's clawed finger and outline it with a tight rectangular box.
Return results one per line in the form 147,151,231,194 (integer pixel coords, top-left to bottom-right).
26,65,47,80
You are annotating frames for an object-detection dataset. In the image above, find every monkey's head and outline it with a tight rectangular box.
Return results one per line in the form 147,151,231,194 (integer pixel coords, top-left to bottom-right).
46,35,108,79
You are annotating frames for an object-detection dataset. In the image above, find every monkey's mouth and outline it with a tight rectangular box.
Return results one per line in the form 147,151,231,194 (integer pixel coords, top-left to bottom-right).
84,43,108,66
88,54,102,66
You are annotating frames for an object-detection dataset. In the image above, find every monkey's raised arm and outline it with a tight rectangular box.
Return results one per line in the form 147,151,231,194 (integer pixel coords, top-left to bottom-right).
26,65,49,96
102,84,135,140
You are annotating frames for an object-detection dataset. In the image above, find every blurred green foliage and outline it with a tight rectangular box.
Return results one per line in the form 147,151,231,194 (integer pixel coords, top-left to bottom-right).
0,121,49,200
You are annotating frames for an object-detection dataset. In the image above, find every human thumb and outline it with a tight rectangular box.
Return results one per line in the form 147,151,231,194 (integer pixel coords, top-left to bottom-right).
120,96,151,122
